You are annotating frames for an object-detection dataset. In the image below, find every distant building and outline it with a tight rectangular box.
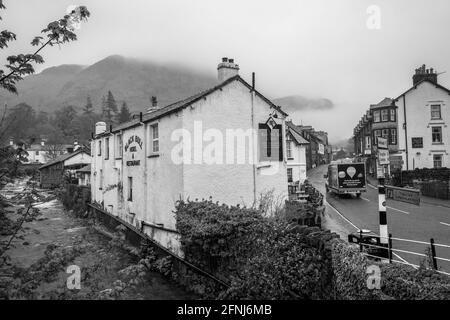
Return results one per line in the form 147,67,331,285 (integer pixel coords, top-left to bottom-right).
293,125,331,169
286,121,309,185
353,64,450,172
8,138,76,164
77,164,91,186
38,148,91,188
90,58,289,255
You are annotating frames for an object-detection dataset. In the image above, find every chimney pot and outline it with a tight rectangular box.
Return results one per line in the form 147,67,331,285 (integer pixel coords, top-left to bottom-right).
229,58,234,63
152,96,157,107
222,57,228,62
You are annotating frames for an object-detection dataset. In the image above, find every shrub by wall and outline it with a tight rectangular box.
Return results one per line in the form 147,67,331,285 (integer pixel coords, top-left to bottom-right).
58,184,91,215
175,199,339,299
332,239,450,300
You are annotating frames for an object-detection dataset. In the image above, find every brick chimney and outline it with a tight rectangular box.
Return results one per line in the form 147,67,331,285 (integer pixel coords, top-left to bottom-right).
413,64,438,86
217,57,239,82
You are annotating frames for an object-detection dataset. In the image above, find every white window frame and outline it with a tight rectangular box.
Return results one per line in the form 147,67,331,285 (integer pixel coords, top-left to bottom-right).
390,109,396,122
431,104,442,120
98,140,102,156
116,133,123,159
381,109,389,122
286,136,293,159
105,137,109,160
287,168,293,183
373,110,381,123
149,123,159,155
432,126,442,144
433,154,443,168
390,129,397,145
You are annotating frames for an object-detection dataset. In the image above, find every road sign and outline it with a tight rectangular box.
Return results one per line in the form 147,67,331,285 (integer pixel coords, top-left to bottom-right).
386,186,420,206
378,149,390,165
377,137,388,149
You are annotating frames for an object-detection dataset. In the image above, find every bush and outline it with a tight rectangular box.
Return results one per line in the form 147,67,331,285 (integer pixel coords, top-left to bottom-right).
58,184,90,215
175,199,335,299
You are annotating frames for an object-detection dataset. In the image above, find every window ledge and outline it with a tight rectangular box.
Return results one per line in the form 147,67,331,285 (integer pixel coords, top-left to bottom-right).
147,153,160,158
432,142,444,145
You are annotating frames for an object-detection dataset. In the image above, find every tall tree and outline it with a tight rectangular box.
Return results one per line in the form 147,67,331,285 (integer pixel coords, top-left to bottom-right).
0,2,90,94
102,90,118,124
116,101,131,124
82,96,94,115
54,105,77,137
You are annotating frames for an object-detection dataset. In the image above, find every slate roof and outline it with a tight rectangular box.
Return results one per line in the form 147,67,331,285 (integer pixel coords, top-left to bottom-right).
76,164,91,173
98,75,288,137
38,148,90,170
370,97,394,109
395,79,450,100
286,121,309,145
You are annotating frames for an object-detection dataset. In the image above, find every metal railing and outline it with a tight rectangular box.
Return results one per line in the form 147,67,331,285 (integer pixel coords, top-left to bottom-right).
349,230,450,276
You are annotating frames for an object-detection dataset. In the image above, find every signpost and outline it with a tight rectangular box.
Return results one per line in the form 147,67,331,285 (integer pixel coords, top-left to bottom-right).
386,186,420,206
376,137,389,249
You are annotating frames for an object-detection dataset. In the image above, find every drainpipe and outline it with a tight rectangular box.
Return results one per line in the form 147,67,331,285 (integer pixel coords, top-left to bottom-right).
402,95,409,170
251,72,257,204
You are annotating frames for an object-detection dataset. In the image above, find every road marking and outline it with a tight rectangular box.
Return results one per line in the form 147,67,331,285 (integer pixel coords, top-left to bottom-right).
324,200,360,231
368,184,377,190
386,206,410,215
440,222,450,227
360,197,370,202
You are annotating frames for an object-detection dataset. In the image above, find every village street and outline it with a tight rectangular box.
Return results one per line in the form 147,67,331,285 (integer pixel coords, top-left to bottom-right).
0,178,192,299
307,165,450,273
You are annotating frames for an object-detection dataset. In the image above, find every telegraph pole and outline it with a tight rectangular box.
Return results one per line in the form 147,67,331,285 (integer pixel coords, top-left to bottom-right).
376,137,389,254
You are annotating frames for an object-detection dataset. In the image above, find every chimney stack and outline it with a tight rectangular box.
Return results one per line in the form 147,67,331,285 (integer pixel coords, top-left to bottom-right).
95,122,107,135
147,96,158,113
412,64,437,86
217,57,239,82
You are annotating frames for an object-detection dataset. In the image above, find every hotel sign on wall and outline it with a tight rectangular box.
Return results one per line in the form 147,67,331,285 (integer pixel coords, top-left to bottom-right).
124,135,143,166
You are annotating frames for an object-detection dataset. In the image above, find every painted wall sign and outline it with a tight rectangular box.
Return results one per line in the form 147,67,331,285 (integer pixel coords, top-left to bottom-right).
126,160,140,166
124,135,143,152
386,185,420,206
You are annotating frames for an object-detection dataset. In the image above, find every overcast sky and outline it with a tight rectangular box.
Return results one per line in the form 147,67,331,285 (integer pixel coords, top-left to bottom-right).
2,0,450,143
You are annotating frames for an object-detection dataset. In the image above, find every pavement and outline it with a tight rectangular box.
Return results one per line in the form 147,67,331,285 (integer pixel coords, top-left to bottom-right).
307,165,450,273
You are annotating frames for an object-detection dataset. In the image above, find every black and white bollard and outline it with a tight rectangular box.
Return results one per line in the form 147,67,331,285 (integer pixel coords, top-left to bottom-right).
378,175,388,248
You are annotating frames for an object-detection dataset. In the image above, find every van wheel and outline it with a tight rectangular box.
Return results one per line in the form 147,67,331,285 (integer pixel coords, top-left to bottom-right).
356,193,361,198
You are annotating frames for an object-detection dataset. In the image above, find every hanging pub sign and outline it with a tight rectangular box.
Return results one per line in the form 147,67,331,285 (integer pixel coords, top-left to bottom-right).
378,149,390,165
377,137,388,149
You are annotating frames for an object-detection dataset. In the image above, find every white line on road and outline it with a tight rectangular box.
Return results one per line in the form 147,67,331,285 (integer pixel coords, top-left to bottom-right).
440,222,450,227
360,197,370,202
324,200,360,231
387,206,410,215
368,184,377,190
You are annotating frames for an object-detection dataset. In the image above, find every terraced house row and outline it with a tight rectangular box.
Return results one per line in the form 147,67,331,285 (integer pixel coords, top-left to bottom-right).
354,65,450,173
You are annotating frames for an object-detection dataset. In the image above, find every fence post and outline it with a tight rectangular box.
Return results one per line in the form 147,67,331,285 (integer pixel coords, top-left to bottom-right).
388,233,393,263
359,229,363,252
430,238,438,270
